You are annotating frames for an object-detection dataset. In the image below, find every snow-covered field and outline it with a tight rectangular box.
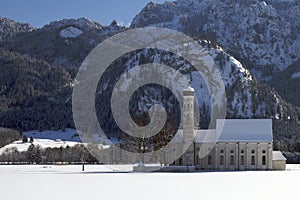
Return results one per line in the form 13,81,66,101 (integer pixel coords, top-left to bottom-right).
0,129,82,154
0,165,299,200
0,139,81,154
0,129,113,155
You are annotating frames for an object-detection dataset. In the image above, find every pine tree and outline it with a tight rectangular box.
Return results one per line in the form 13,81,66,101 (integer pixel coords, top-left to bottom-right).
34,145,42,164
22,135,28,143
29,136,34,143
26,144,35,163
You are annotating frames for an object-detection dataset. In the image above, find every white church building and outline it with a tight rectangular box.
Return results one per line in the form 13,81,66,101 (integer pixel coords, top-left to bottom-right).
169,86,287,171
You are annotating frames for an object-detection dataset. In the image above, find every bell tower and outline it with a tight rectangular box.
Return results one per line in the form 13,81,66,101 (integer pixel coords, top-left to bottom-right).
183,85,194,143
181,85,195,166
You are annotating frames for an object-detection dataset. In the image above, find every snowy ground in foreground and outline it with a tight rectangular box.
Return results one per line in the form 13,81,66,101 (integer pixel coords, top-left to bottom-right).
0,165,299,200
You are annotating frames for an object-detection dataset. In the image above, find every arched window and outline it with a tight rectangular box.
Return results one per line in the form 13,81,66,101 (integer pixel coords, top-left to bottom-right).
220,155,224,165
196,155,200,165
230,155,234,165
208,155,212,165
240,155,245,165
262,155,266,165
179,158,183,165
262,150,266,154
230,149,234,154
251,155,255,166
241,150,244,154
220,149,224,154
251,150,255,154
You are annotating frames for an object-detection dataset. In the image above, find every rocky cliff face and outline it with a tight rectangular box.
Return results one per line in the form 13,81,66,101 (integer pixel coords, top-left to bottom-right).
0,17,34,41
131,0,300,79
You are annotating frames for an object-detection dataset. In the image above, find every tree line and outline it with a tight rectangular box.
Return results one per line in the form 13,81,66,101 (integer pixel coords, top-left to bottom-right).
0,144,98,165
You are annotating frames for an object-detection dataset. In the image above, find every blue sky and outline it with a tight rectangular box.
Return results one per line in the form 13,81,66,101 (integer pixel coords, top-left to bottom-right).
1,0,165,27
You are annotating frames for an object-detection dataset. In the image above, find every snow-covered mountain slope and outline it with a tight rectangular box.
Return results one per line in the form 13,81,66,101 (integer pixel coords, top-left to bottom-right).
95,39,298,138
59,26,83,38
131,0,300,79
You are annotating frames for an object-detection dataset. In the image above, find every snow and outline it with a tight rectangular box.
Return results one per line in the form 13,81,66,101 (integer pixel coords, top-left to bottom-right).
273,151,286,161
0,129,112,155
132,0,299,75
46,18,102,30
0,129,81,154
0,164,299,200
60,26,83,38
291,71,300,79
0,139,81,154
216,119,273,142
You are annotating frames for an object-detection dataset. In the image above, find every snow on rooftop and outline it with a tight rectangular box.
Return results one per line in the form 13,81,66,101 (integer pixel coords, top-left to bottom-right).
174,119,273,143
183,85,194,92
60,26,83,38
172,130,216,143
273,151,287,161
194,129,216,143
172,130,183,142
216,119,273,142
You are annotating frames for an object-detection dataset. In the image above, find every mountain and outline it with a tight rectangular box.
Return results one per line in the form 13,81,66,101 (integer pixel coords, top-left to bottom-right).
131,0,300,107
131,0,299,75
0,18,128,131
0,1,299,161
93,40,299,137
0,17,297,133
0,17,127,69
0,48,74,131
0,17,34,41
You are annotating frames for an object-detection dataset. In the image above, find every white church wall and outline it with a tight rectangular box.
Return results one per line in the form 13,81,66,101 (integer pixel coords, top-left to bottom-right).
191,142,273,171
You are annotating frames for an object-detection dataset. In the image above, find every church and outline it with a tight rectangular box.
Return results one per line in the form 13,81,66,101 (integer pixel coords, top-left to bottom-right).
169,86,287,171
109,85,286,172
